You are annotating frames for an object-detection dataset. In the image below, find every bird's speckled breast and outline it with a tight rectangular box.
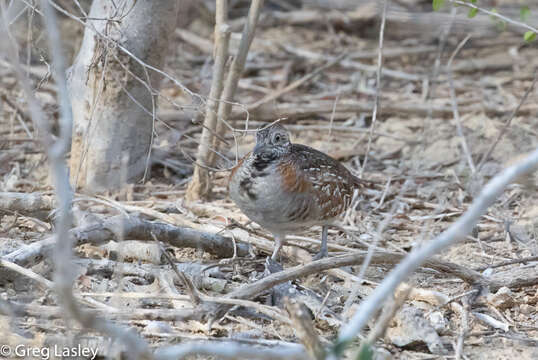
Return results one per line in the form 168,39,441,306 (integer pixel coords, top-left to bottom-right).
229,154,313,233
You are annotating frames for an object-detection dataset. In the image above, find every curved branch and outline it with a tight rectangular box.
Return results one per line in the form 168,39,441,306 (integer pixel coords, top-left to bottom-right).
336,146,538,350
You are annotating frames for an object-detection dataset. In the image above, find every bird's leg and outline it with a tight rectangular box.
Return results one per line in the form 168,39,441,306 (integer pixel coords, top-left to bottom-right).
313,225,329,260
271,234,285,261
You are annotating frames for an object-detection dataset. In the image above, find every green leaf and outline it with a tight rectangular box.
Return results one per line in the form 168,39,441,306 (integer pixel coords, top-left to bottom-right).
332,340,352,357
468,8,478,18
524,31,537,42
520,6,531,21
356,344,374,360
432,0,445,11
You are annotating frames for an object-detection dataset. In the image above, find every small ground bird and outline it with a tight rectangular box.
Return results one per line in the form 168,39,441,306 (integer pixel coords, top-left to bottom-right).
229,123,363,260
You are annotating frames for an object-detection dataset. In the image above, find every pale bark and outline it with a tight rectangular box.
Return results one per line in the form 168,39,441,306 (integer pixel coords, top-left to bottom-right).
187,0,265,200
68,0,180,192
186,0,230,201
210,0,266,163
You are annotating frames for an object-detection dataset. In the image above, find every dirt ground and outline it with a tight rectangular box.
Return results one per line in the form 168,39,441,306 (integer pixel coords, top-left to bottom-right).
1,1,537,359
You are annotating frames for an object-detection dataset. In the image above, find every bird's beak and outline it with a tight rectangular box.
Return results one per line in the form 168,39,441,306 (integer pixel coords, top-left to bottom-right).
253,143,264,156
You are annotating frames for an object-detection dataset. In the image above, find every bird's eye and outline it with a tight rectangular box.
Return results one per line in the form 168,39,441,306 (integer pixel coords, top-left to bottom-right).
274,135,281,143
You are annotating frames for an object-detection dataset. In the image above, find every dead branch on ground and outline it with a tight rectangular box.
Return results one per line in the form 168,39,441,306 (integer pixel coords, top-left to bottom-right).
336,147,538,354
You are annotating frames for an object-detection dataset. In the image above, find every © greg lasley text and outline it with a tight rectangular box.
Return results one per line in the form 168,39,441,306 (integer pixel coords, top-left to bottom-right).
13,344,98,359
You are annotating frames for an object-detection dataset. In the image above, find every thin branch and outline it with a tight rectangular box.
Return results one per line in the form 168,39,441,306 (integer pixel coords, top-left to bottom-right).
157,237,201,306
211,0,265,159
343,179,405,316
208,247,528,323
286,299,326,360
335,146,538,352
449,0,538,34
447,34,475,173
43,0,151,356
359,0,387,176
425,5,456,104
475,255,538,271
355,285,411,357
0,259,53,289
45,0,201,101
477,71,538,171
154,341,308,360
247,52,348,111
186,0,230,200
455,297,470,360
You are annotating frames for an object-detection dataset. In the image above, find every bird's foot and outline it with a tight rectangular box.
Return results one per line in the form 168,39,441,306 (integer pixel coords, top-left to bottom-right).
312,249,328,260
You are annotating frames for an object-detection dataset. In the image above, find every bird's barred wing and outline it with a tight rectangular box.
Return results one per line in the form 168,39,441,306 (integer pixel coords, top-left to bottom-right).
278,147,356,222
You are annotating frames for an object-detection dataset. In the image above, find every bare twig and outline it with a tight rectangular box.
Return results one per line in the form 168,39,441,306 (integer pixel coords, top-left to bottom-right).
360,0,387,177
455,297,470,360
425,5,456,104
356,285,411,357
186,0,230,200
472,312,510,332
157,237,201,306
208,247,532,324
78,285,290,324
447,34,475,173
229,3,377,31
2,1,151,357
475,255,538,271
0,259,52,289
448,0,538,34
209,0,265,162
248,52,348,111
154,341,308,360
343,179,405,316
286,299,326,360
43,1,151,357
477,71,538,171
336,147,538,353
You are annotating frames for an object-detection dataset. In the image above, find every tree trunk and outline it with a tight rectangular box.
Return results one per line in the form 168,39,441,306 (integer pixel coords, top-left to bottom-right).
67,0,179,192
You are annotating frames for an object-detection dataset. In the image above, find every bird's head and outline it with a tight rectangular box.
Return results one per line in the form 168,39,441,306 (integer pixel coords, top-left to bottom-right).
253,123,291,161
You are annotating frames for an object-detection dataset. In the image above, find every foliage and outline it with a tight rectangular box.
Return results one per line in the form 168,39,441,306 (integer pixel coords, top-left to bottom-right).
431,0,536,42
524,31,537,42
356,344,374,360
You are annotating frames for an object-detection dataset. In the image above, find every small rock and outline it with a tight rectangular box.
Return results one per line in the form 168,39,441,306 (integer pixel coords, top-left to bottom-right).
144,321,172,334
519,304,534,315
427,311,449,335
385,305,448,355
487,287,515,309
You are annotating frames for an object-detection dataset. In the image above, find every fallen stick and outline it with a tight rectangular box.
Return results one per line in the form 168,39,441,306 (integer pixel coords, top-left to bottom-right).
209,249,537,321
0,192,55,220
336,146,538,353
2,215,250,269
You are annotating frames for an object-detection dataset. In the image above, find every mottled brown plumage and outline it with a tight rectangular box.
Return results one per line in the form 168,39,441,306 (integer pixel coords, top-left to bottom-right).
229,123,362,260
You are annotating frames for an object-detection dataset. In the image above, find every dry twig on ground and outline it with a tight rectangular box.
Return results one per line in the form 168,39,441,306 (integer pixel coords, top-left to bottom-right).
336,147,538,353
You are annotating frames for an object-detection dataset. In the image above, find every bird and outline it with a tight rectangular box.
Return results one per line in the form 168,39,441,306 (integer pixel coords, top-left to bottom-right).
229,122,363,260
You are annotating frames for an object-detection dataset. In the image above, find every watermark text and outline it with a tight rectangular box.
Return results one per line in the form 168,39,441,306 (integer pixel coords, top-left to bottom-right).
0,344,98,359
